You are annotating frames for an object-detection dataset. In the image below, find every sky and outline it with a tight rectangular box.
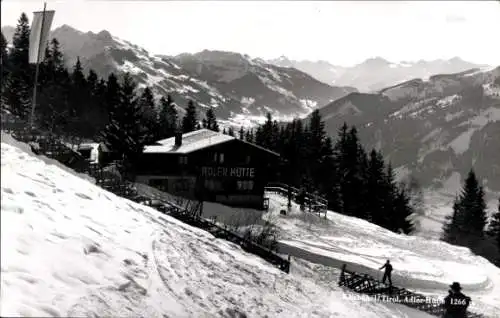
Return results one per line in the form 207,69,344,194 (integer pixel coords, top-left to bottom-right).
1,0,500,67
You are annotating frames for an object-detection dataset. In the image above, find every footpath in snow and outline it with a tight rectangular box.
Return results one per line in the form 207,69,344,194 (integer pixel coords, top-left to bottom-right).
1,135,433,317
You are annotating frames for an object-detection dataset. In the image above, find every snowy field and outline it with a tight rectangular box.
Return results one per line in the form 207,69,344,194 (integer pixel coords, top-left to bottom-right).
263,194,500,318
1,135,435,317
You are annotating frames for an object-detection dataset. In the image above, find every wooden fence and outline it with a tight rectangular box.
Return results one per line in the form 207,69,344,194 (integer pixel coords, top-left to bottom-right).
338,264,484,318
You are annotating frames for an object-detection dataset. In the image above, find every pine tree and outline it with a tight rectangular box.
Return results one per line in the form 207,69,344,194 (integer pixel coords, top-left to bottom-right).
334,125,368,218
137,86,157,143
0,31,7,66
394,186,415,234
158,94,177,139
37,39,71,134
239,126,245,139
442,169,487,247
1,31,9,111
182,100,198,133
87,71,108,137
382,163,399,231
365,149,388,225
105,73,121,116
101,73,147,176
4,13,32,119
245,129,254,143
204,107,219,132
228,126,235,136
68,57,88,138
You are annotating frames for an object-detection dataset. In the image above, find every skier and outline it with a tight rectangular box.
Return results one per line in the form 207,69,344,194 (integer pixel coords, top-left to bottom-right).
443,282,471,318
379,260,393,287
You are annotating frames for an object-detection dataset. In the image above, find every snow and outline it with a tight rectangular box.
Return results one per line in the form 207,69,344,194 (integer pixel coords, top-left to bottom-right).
436,94,461,109
144,129,235,154
449,127,476,155
1,136,439,318
448,107,500,154
299,99,318,110
260,194,500,317
118,60,143,75
241,96,256,106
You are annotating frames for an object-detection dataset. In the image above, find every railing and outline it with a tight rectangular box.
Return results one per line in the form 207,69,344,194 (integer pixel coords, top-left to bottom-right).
338,264,484,318
264,182,328,217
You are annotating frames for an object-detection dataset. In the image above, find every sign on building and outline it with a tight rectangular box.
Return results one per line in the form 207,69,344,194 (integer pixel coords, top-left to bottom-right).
201,166,255,178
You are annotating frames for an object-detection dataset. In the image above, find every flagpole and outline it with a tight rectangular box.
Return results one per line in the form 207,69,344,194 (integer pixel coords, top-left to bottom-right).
29,2,47,131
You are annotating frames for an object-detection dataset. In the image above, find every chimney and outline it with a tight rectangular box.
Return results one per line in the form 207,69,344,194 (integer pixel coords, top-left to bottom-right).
175,132,182,146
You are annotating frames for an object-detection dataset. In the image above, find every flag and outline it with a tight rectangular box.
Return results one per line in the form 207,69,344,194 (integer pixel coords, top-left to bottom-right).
29,9,55,64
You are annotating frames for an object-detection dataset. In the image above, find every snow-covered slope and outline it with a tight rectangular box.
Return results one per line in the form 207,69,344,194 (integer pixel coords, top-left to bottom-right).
262,194,500,318
2,135,434,317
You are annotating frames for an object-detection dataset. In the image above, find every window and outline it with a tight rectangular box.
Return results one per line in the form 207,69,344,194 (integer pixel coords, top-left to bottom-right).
212,152,224,164
245,155,251,164
178,156,188,165
237,180,254,191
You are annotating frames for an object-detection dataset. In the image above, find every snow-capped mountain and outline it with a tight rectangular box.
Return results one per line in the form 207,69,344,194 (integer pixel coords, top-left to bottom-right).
267,56,347,88
314,66,500,196
268,56,488,93
1,25,356,125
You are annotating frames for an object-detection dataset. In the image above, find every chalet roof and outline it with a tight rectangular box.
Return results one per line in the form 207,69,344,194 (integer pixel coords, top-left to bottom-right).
143,129,279,156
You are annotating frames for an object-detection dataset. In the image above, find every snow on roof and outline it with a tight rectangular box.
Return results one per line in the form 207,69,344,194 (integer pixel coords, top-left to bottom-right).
144,129,279,156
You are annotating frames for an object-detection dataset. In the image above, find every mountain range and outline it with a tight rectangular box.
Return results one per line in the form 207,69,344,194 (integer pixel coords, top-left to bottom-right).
268,56,488,93
2,24,356,126
2,24,500,198
313,67,500,197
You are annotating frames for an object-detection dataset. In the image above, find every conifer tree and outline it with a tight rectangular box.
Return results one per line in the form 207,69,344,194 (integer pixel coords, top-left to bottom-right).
101,73,147,176
228,126,235,137
158,94,177,139
68,57,88,138
222,127,227,135
245,129,254,143
442,169,487,247
87,71,108,136
394,187,415,234
1,31,9,111
382,163,399,231
105,73,121,117
182,100,198,133
239,126,245,139
4,13,32,119
203,107,219,132
365,149,388,225
37,39,71,134
0,31,7,66
137,86,157,143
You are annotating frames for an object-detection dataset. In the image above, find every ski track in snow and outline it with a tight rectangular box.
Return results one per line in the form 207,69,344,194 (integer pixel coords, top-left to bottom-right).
2,134,437,318
261,194,500,317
